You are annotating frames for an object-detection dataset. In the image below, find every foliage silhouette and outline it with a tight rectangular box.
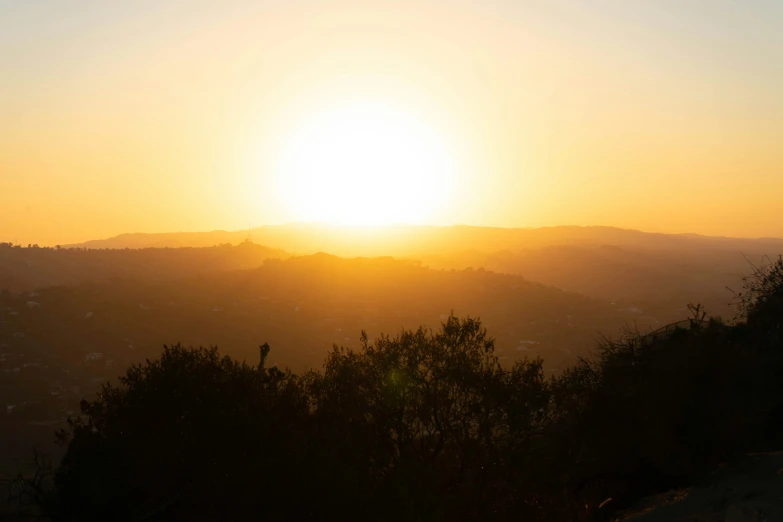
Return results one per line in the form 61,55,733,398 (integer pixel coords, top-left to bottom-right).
41,262,783,521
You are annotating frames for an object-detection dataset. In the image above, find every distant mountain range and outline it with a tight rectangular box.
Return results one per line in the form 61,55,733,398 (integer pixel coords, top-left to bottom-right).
59,224,783,322
66,224,783,257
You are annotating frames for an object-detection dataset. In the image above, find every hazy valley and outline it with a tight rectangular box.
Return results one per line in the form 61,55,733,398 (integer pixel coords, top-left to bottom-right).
3,225,780,433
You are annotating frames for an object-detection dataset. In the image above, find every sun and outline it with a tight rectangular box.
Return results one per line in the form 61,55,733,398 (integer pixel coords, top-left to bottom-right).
277,100,455,226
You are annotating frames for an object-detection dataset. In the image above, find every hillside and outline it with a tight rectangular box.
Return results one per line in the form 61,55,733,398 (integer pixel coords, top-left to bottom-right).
423,244,761,321
12,254,783,522
0,254,652,429
0,241,288,293
616,452,783,521
1,254,633,371
61,225,783,322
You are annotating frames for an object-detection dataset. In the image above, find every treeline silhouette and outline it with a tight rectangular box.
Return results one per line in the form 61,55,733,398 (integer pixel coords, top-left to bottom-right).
18,256,781,521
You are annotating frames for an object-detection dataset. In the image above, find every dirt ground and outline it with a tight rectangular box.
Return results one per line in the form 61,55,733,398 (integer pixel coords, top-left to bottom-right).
615,452,783,522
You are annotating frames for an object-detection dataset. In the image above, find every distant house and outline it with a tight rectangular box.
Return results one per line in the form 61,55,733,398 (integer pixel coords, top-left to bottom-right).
85,352,104,361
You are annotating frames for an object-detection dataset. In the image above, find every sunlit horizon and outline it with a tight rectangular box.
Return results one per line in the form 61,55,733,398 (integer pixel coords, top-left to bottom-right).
2,1,783,245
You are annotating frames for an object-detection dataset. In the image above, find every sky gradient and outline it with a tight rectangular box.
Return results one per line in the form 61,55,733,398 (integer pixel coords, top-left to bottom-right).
1,0,782,245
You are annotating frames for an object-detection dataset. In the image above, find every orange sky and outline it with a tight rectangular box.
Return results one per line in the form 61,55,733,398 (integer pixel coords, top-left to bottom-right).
1,1,782,245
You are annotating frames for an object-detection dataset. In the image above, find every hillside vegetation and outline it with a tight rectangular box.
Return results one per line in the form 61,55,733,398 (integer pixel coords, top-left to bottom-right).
7,256,782,521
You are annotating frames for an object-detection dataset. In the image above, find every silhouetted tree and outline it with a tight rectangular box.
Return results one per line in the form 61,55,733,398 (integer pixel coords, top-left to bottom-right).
48,344,309,522
303,315,550,521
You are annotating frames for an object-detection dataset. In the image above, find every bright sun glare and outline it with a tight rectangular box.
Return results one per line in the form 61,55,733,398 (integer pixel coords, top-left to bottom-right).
277,101,455,226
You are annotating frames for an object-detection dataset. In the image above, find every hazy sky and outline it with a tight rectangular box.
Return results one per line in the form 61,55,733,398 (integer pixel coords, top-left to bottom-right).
1,0,782,245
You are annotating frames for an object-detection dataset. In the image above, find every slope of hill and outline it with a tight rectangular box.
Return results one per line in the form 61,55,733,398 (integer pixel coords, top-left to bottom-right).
61,225,783,322
423,244,764,322
4,251,783,522
0,254,657,428
616,452,783,521
15,255,783,522
0,242,288,293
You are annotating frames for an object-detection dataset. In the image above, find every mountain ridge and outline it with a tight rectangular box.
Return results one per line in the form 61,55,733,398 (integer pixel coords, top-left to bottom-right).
65,224,783,256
